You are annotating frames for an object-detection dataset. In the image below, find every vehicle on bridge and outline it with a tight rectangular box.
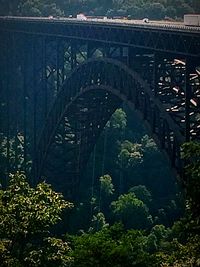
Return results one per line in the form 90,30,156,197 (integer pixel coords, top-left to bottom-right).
76,13,87,20
184,14,200,26
142,18,149,23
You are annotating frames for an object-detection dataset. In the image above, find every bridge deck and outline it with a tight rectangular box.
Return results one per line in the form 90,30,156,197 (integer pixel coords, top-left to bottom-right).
0,16,200,57
0,16,200,33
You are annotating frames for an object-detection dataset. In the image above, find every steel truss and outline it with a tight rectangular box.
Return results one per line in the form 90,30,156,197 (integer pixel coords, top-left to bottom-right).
0,26,199,195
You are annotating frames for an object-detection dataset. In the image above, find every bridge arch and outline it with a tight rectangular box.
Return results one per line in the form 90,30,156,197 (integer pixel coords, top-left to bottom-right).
35,58,184,187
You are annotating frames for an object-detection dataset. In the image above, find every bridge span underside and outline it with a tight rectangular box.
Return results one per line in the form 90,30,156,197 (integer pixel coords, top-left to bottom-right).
0,17,199,194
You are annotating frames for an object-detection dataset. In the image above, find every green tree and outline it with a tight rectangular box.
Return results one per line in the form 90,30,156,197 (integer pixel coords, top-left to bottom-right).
176,2,194,17
90,212,109,231
165,6,176,19
145,2,166,20
0,134,31,187
106,108,127,130
0,134,7,185
18,0,42,16
129,185,152,205
0,0,21,15
69,223,157,267
0,172,73,266
182,142,200,224
111,192,153,229
118,140,143,169
99,174,114,196
156,142,200,266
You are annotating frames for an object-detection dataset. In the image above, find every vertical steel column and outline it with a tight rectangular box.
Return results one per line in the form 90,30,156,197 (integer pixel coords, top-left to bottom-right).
71,41,77,70
23,37,28,174
12,33,18,172
32,38,37,184
151,53,160,135
61,42,65,84
153,53,160,97
103,43,111,57
87,43,91,59
56,39,65,92
42,37,48,119
127,47,135,69
87,42,95,59
6,33,11,181
185,57,192,142
0,33,4,133
119,46,123,60
56,38,60,94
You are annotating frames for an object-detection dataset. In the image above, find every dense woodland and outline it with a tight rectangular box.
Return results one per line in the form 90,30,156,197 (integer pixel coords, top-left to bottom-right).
0,0,200,19
0,106,200,266
0,0,200,266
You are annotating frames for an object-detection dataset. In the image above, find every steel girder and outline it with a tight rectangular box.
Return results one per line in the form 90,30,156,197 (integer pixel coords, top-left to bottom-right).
0,26,199,193
0,17,200,58
35,57,194,192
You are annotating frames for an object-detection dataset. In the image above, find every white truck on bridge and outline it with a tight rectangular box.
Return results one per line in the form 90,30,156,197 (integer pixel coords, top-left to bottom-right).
184,14,200,26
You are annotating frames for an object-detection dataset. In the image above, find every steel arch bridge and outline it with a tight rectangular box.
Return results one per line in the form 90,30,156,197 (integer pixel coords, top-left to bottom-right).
0,17,199,194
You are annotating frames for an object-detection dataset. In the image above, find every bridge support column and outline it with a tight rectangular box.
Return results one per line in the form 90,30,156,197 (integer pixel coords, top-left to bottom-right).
185,58,192,142
22,39,29,175
5,34,12,182
185,57,200,142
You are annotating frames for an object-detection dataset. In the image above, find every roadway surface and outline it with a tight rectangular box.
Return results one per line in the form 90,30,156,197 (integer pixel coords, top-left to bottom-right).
0,16,200,33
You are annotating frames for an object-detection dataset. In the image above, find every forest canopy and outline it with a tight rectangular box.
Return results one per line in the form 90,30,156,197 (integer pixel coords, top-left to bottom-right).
0,142,200,267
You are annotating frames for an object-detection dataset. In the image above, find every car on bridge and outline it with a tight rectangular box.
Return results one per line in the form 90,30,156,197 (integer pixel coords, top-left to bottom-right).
76,13,87,20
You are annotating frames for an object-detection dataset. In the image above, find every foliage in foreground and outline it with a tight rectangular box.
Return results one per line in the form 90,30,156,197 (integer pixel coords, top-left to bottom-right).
158,142,200,267
0,141,199,267
68,141,200,267
66,217,200,267
111,192,153,229
182,142,200,225
68,223,159,267
0,172,73,267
